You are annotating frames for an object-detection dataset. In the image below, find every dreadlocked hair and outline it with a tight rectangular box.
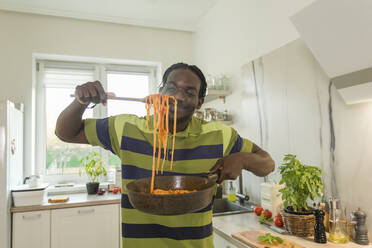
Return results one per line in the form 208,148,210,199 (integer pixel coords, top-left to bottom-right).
160,62,207,98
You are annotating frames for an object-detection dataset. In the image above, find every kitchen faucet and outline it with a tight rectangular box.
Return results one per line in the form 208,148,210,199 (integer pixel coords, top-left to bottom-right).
236,173,249,204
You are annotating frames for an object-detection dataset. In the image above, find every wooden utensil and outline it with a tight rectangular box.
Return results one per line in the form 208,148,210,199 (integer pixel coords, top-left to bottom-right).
70,94,146,103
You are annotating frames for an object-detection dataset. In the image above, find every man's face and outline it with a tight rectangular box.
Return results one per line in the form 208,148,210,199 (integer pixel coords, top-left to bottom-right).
161,69,204,122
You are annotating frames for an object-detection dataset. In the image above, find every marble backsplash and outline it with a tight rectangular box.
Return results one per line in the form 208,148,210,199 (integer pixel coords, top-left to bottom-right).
236,39,372,239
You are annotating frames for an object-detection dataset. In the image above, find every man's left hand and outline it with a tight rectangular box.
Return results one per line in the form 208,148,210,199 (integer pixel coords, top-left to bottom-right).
208,143,275,183
209,153,246,184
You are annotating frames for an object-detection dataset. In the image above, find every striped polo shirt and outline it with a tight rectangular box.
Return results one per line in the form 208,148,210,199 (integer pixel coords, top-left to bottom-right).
84,115,253,248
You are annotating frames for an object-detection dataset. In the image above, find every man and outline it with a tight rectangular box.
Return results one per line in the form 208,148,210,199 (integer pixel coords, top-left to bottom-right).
55,62,274,247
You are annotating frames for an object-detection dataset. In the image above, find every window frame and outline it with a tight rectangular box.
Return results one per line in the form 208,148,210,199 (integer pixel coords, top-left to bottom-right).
34,54,161,184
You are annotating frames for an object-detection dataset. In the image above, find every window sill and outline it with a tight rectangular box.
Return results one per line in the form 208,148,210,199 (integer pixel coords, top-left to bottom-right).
47,182,110,195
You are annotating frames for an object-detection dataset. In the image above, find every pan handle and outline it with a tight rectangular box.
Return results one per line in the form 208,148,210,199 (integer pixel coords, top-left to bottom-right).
204,172,219,182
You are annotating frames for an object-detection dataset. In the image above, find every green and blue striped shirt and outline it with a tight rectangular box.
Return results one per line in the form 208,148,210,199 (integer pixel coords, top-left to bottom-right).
85,115,253,248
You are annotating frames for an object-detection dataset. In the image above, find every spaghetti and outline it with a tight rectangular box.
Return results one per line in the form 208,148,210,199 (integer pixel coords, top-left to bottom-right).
145,94,178,194
152,189,197,195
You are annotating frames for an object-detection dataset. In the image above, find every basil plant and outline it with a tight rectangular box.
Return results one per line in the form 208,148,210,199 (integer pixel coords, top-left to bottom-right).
278,154,323,212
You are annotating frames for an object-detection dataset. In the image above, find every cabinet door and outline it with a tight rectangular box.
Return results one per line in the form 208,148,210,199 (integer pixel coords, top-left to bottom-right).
214,233,238,248
12,210,51,248
51,204,120,248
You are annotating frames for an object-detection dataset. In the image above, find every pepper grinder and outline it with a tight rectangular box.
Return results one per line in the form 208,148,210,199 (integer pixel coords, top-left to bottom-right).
354,208,369,245
314,209,327,243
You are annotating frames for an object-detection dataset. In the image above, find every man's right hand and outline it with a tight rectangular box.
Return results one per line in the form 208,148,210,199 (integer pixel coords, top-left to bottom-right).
75,81,107,106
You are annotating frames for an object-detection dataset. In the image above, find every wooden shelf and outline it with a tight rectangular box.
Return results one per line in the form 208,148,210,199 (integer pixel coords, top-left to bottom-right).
205,89,232,103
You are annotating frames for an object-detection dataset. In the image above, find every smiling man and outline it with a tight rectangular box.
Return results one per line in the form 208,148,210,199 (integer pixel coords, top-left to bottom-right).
55,62,275,248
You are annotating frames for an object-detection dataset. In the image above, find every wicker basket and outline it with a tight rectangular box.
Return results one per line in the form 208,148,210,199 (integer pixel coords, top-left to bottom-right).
282,210,315,237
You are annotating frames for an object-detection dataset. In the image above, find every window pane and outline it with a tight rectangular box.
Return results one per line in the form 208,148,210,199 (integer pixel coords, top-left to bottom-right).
107,73,149,117
107,73,149,168
45,87,94,175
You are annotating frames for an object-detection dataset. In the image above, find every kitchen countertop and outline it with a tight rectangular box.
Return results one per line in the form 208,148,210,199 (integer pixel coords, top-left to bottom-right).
11,194,370,247
11,192,121,213
213,212,370,248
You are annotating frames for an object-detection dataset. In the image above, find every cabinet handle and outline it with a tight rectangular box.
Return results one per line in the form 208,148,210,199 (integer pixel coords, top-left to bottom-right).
78,209,95,214
22,213,41,220
10,139,16,155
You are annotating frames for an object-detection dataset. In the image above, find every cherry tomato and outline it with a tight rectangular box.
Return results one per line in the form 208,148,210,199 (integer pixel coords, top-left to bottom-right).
254,206,264,216
274,215,283,227
113,188,119,194
263,209,272,219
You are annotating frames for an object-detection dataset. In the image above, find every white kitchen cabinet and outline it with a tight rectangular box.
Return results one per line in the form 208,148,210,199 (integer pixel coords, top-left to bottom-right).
214,232,238,248
12,210,50,248
51,204,120,248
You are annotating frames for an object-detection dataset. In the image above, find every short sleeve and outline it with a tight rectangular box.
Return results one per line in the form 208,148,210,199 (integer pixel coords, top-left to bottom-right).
224,128,253,156
84,116,122,155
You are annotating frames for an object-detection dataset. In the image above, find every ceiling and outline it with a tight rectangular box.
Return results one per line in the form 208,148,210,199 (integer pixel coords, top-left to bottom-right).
0,0,218,31
291,0,372,78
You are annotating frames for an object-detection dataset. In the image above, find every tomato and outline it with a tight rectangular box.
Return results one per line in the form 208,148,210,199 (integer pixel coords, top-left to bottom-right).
113,188,119,194
119,187,122,193
254,206,264,216
274,215,283,227
263,209,272,219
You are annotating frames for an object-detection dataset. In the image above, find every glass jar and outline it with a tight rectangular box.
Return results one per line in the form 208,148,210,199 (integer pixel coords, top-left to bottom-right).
227,181,236,202
194,110,204,119
220,74,230,90
329,198,350,243
204,108,212,121
204,108,216,121
206,74,216,90
216,111,224,121
215,75,223,90
223,110,229,121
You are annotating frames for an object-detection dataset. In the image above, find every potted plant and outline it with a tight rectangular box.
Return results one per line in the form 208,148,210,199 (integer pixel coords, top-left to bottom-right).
278,154,324,237
79,152,107,194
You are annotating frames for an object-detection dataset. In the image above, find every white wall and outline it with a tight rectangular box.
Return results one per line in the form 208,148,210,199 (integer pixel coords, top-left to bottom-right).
0,10,193,176
240,39,332,201
193,0,316,202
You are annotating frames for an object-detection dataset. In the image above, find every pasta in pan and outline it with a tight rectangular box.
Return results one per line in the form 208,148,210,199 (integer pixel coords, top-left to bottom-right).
152,189,197,195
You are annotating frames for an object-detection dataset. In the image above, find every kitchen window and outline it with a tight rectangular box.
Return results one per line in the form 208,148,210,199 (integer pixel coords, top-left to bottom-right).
35,58,159,182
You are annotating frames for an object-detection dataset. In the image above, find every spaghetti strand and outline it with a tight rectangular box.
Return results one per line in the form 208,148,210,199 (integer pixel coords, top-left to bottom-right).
145,94,177,193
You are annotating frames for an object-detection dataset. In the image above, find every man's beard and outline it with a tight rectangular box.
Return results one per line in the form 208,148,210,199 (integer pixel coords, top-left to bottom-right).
168,108,195,125
168,102,195,124
169,113,192,124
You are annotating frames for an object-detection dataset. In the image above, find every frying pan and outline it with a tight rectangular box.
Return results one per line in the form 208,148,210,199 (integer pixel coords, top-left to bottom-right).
126,174,218,215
